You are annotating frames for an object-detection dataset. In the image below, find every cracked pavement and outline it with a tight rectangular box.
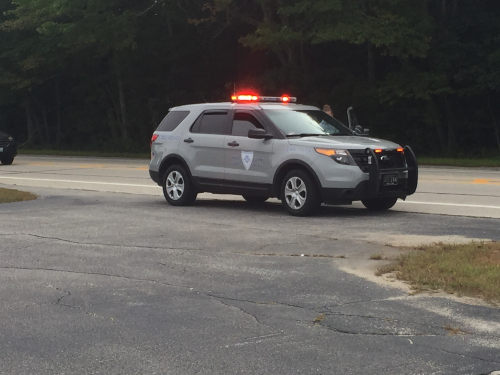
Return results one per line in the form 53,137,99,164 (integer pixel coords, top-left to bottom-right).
0,188,500,375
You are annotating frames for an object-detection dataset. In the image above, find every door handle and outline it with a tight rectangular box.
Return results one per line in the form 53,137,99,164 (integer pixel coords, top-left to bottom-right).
184,138,194,143
227,141,239,147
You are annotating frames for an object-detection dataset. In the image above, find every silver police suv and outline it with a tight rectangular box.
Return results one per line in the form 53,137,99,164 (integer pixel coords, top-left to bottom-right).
149,95,418,216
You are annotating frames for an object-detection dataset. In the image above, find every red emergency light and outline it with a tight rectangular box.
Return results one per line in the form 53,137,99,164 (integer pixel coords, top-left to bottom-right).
231,94,297,103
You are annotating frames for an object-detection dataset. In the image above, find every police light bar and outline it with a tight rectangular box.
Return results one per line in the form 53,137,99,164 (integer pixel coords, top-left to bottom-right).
231,94,297,103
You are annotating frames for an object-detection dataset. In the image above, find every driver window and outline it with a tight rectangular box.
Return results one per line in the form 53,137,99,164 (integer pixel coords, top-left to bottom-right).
231,112,264,137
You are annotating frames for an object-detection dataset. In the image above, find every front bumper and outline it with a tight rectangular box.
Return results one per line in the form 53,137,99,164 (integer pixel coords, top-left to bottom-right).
321,146,418,204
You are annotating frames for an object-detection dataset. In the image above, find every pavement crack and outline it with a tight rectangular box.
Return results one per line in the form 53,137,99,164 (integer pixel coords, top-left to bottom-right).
16,233,203,252
2,266,162,284
44,284,115,321
410,341,500,365
212,297,267,327
206,293,309,311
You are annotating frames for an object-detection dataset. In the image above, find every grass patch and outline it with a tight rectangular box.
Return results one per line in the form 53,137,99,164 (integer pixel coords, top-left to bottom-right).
418,157,500,168
443,325,467,336
370,253,383,260
313,313,325,323
19,149,150,159
0,187,37,204
376,241,500,303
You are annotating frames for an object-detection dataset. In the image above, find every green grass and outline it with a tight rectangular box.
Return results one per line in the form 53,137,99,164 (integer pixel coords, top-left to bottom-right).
0,188,38,204
377,241,500,303
19,149,150,159
418,157,500,168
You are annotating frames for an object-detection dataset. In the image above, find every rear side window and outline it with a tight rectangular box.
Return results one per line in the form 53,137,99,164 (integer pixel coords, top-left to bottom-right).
156,111,190,132
191,112,229,135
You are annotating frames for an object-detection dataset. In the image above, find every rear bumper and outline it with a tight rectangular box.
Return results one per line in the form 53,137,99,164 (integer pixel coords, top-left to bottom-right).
321,145,418,204
0,143,17,158
149,170,160,185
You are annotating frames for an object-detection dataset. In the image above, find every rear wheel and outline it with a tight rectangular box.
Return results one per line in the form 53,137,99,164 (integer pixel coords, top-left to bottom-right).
361,197,398,211
242,195,268,204
0,156,14,165
281,169,321,216
162,165,197,206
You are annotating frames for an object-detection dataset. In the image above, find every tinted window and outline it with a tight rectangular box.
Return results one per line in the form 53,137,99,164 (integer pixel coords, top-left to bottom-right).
231,112,264,136
157,111,189,132
192,112,228,135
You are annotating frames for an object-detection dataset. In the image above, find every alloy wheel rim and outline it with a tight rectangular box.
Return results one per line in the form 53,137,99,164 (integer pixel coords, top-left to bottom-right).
285,176,307,210
166,171,185,200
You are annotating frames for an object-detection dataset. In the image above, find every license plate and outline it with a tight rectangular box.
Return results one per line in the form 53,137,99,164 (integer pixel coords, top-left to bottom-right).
0,147,3,152
383,174,398,186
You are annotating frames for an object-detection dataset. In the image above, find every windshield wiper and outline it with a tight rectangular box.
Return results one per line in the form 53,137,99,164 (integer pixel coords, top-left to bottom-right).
286,133,329,138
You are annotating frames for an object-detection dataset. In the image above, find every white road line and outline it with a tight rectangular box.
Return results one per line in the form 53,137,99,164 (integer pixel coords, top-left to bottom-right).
0,176,157,188
401,201,500,210
2,175,500,210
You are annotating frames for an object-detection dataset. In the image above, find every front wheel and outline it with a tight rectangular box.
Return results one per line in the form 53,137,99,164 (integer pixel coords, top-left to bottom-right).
361,197,398,211
281,169,321,216
162,165,197,206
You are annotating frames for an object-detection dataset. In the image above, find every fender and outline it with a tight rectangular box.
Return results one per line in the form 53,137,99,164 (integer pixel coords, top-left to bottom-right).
273,159,323,197
158,153,193,184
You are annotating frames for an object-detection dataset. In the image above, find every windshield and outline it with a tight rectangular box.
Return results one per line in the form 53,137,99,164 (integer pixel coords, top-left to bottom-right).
263,109,353,137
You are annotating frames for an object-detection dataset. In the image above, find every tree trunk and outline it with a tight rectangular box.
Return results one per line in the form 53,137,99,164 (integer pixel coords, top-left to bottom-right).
367,40,375,87
55,78,62,147
486,94,500,152
29,92,49,146
42,107,50,146
429,101,447,153
104,84,121,140
25,98,37,146
117,73,128,139
442,94,458,156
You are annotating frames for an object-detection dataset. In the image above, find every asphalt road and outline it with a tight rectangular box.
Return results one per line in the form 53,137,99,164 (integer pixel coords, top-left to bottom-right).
1,155,499,218
0,156,499,375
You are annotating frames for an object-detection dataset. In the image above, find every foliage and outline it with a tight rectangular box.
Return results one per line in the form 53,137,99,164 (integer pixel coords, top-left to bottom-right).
0,0,499,156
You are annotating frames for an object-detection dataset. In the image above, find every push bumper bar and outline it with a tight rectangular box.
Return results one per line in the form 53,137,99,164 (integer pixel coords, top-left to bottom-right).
365,145,418,199
321,146,418,204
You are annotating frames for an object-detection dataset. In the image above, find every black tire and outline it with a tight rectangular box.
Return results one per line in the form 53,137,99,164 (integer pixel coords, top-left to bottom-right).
162,165,197,206
281,169,321,216
242,195,269,204
361,197,398,211
0,156,14,165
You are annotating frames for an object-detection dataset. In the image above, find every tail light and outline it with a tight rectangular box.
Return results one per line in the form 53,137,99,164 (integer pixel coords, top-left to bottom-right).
150,134,159,147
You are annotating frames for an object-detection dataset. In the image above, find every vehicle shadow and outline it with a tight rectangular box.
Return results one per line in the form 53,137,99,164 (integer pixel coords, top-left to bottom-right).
189,199,407,218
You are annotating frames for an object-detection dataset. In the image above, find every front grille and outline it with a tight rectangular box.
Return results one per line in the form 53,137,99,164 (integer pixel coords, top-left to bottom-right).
348,149,407,172
0,138,9,147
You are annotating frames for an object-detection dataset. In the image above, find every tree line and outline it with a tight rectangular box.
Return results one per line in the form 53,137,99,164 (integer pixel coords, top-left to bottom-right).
0,0,499,156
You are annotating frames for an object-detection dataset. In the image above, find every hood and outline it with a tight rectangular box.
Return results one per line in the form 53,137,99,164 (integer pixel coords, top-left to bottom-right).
288,135,401,150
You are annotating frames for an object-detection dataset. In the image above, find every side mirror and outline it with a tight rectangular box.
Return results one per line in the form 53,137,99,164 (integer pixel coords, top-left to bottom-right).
354,125,370,136
248,128,273,140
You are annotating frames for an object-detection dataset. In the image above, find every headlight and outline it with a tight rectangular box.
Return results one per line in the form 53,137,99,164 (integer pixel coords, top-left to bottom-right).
315,148,354,165
8,137,13,141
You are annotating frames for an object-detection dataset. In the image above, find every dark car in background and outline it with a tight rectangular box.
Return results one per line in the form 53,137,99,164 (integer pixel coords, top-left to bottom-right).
0,130,17,165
